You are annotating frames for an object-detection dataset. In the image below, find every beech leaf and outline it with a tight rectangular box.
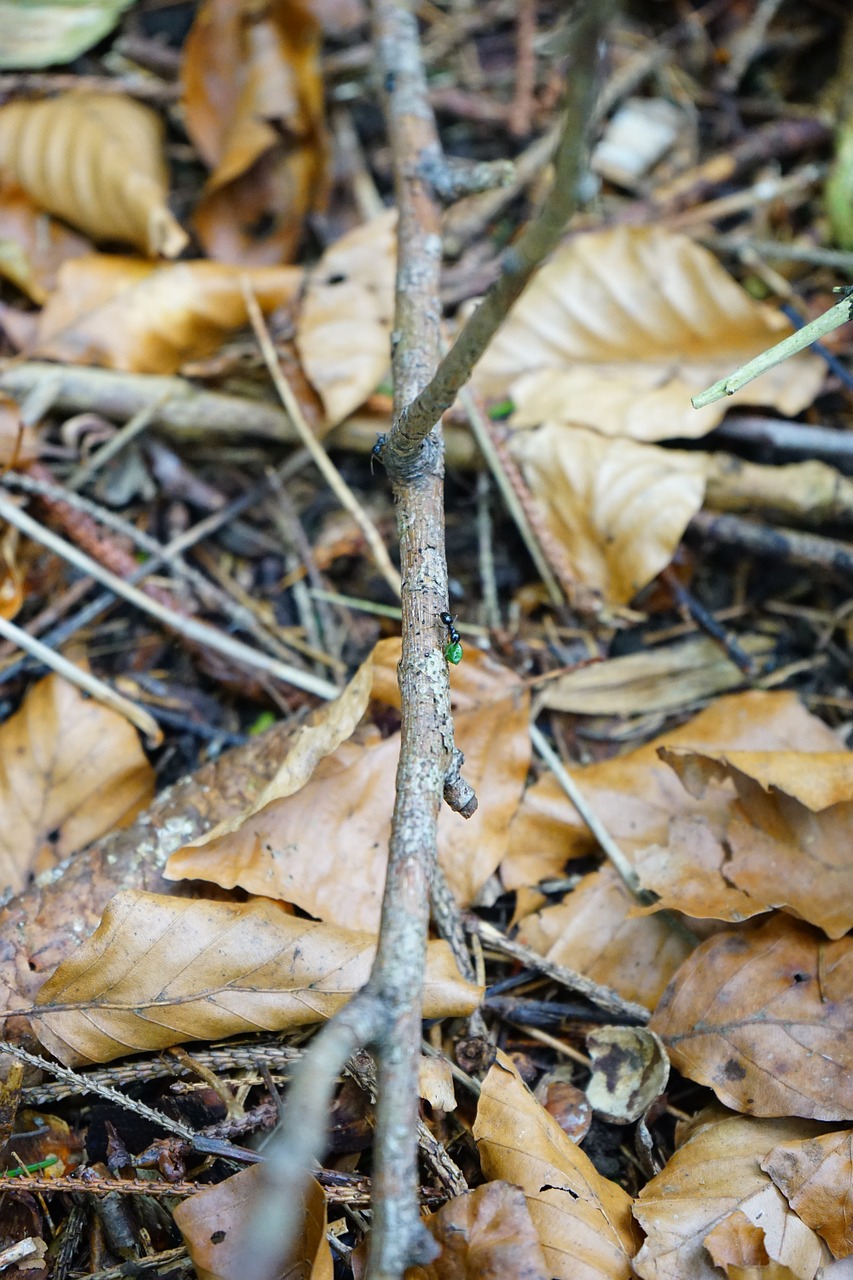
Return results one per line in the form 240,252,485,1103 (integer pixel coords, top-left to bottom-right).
0,0,135,70
650,915,853,1120
414,1182,549,1280
634,1110,831,1280
29,890,483,1066
473,1050,640,1280
0,94,187,257
34,255,302,374
472,226,824,441
0,674,154,898
762,1129,853,1259
0,183,91,303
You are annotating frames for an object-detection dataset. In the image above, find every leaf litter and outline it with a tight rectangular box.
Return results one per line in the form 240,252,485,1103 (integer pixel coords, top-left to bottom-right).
0,3,853,1279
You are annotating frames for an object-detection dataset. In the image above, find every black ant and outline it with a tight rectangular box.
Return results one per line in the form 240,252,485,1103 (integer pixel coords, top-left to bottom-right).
370,433,387,474
439,611,463,664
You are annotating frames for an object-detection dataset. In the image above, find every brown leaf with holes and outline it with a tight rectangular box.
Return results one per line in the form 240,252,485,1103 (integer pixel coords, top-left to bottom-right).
0,94,187,256
296,210,396,429
509,423,706,603
174,1165,332,1280
502,689,841,892
30,890,482,1066
408,1182,548,1280
0,183,91,303
516,865,695,1011
33,255,302,373
165,645,529,929
0,674,154,898
659,748,853,939
473,1051,640,1280
762,1130,853,1259
182,0,327,264
634,1110,830,1280
651,915,853,1120
472,226,824,441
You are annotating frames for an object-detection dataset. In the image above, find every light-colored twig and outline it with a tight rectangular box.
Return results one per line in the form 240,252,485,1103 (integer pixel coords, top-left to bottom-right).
0,490,339,701
66,393,170,491
692,291,853,408
0,614,161,744
241,278,401,599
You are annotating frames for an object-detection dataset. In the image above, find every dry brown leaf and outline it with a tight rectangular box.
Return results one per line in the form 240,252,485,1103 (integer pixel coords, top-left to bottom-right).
165,647,529,929
0,94,187,257
659,748,853,938
182,0,327,263
703,1208,774,1273
174,1165,332,1280
295,210,396,429
539,635,774,717
34,255,302,374
473,1050,640,1280
0,390,38,466
0,183,91,303
418,1054,456,1112
30,890,482,1066
502,689,842,892
516,865,695,1010
633,1111,830,1280
650,915,853,1120
585,1027,670,1124
0,674,154,898
762,1130,853,1259
509,423,706,602
407,1182,548,1280
472,226,824,441
632,815,770,924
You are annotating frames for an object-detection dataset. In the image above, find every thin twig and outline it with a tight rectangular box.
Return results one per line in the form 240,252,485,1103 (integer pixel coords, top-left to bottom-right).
0,615,161,744
241,279,401,599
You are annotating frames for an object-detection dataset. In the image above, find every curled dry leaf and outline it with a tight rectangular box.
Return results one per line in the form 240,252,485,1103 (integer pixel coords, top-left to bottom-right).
502,689,842,892
418,1054,456,1113
0,183,91,303
0,674,154,898
166,645,529,929
660,747,853,939
651,915,853,1120
0,94,187,257
472,226,824,441
585,1027,670,1125
34,255,303,374
762,1129,853,1260
516,865,694,1011
0,0,135,70
473,1050,640,1280
174,1165,332,1280
633,1111,830,1280
411,1181,548,1280
182,0,327,264
295,210,396,429
30,890,482,1067
509,422,706,603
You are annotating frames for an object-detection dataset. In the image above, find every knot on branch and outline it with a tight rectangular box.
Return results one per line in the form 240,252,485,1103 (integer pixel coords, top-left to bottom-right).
443,746,478,817
419,149,516,203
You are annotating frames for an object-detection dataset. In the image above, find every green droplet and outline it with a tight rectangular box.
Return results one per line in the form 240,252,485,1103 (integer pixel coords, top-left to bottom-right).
445,640,463,665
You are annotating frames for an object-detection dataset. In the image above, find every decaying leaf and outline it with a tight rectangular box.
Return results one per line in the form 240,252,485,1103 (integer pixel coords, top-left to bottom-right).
473,1051,640,1280
0,0,135,70
165,646,530,929
0,183,91,303
632,815,770,924
0,674,154,898
509,423,706,603
516,865,695,1010
633,1110,831,1280
472,226,824,441
538,634,774,717
659,748,853,938
296,210,396,429
651,915,853,1120
0,389,38,465
30,890,482,1066
585,1027,670,1124
174,1165,332,1280
34,255,302,374
762,1129,853,1259
502,689,842,892
0,94,187,256
182,0,327,263
411,1182,549,1280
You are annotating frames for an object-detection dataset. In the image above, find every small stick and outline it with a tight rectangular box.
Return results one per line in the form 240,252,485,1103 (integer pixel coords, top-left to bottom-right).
692,290,853,408
660,565,757,676
0,613,161,744
241,279,401,599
